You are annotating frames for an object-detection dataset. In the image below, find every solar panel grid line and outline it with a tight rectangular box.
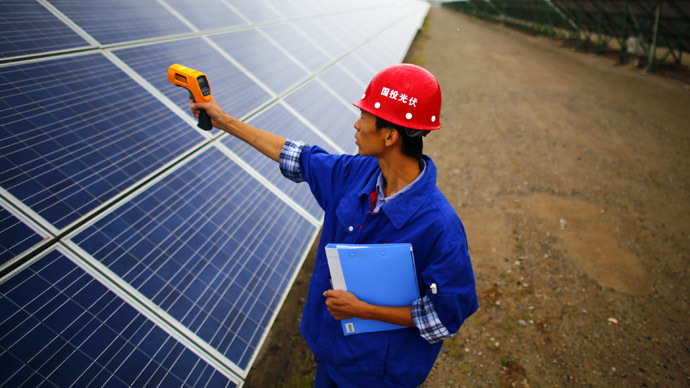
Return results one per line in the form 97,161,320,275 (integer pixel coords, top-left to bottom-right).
0,194,53,275
0,56,118,117
45,136,304,284
59,240,245,382
35,0,101,47
3,8,213,65
227,4,426,140
265,0,312,20
100,50,203,132
345,50,379,81
124,4,386,50
217,0,253,26
0,43,101,69
162,1,241,32
0,126,203,282
44,273,141,387
73,165,239,319
253,27,313,76
207,30,310,96
192,5,367,40
238,223,319,373
227,210,321,371
213,212,312,368
0,44,94,69
155,0,203,34
293,18,350,59
257,0,286,21
0,217,42,273
0,187,56,238
47,0,196,47
95,164,274,337
0,1,408,66
0,191,59,275
314,77,359,116
57,137,212,245
193,37,378,156
7,108,178,223
0,0,89,62
201,36,277,98
283,18,338,62
216,38,344,126
110,37,276,122
0,257,93,386
0,249,141,387
67,147,318,372
274,100,346,154
1,54,209,230
334,61,368,91
212,142,320,226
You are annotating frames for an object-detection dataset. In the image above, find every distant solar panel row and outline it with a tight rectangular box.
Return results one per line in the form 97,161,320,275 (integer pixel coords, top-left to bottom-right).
0,0,430,386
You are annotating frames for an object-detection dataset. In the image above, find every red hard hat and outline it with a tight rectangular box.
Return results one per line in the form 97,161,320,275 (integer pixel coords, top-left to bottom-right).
353,63,442,131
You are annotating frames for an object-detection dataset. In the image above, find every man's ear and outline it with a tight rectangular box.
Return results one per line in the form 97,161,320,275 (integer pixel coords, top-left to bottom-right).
383,127,399,147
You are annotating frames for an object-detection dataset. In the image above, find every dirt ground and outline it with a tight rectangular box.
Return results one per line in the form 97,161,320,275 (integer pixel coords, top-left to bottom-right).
245,6,690,388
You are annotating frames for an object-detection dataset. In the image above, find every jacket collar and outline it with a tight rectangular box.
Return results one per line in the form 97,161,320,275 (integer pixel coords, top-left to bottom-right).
357,155,437,229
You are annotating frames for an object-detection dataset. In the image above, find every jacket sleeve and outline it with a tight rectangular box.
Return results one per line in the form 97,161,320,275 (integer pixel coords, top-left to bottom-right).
281,141,373,211
419,241,479,334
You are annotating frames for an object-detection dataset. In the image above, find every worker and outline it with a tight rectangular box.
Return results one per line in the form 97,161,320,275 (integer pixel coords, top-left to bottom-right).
190,63,478,388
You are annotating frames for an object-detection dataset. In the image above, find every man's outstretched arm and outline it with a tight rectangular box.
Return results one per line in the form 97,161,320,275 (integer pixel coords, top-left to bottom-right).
190,97,285,162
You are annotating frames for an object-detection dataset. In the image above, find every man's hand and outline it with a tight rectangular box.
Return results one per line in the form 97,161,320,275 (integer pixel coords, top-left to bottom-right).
323,289,415,327
190,96,226,129
323,290,364,320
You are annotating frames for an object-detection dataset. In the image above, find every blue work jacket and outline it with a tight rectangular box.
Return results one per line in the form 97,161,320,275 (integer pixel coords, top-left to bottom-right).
297,145,478,387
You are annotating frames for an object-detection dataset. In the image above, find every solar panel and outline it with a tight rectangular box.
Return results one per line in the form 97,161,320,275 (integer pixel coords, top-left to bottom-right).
112,38,273,119
317,62,368,106
71,146,318,371
0,206,43,268
210,29,309,96
0,249,238,387
283,79,359,153
222,102,333,218
0,0,91,60
291,18,349,59
164,0,246,32
259,22,331,73
48,0,192,45
228,0,282,24
337,52,377,86
0,54,204,230
0,0,431,385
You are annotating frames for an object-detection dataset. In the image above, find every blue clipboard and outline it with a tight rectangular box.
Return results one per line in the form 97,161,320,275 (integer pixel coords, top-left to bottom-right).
325,243,420,335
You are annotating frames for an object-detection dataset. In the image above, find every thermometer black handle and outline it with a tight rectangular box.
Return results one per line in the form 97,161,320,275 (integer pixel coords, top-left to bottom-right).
198,109,212,130
189,90,212,131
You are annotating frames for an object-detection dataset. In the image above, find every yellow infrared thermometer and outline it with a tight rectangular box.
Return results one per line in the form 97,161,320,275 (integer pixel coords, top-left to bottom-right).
167,64,213,130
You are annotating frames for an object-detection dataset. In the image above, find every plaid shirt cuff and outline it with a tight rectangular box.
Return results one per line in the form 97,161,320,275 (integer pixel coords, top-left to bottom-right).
412,295,453,344
279,140,309,183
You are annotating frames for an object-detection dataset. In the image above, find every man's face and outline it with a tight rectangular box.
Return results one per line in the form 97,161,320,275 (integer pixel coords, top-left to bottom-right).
354,110,387,157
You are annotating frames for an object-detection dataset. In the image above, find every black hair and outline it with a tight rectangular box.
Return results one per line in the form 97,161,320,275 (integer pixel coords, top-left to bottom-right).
375,116,425,160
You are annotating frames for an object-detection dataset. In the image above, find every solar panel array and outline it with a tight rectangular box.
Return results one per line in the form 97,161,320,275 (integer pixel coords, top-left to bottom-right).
0,0,430,386
445,0,690,66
